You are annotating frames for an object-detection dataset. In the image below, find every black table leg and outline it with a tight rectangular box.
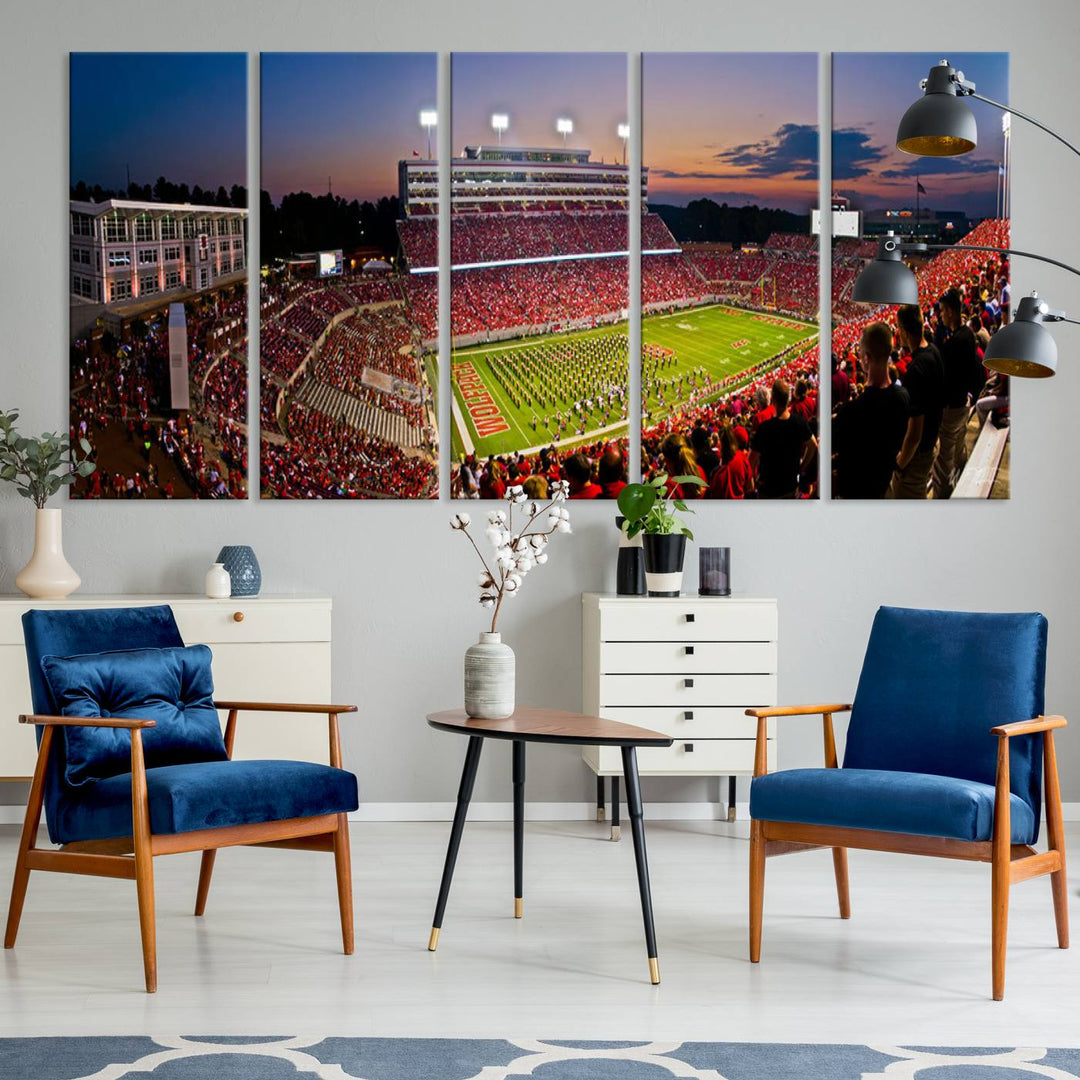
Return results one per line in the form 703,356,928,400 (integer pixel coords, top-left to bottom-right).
610,775,621,841
596,774,606,823
621,745,660,984
429,735,484,951
728,775,738,823
513,740,525,919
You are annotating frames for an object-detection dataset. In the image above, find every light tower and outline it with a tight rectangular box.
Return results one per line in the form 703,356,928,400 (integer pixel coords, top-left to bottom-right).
617,122,629,165
419,109,437,160
491,113,509,146
556,117,573,148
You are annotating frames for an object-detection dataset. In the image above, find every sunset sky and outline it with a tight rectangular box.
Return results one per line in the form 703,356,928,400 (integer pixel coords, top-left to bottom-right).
644,53,818,213
452,53,628,163
833,52,1009,220
261,53,437,205
70,53,247,195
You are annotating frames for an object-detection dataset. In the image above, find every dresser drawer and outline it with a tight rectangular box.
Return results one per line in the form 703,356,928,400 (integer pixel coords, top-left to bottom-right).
590,738,773,775
600,673,776,708
172,600,331,645
598,705,773,741
598,600,776,643
600,640,776,675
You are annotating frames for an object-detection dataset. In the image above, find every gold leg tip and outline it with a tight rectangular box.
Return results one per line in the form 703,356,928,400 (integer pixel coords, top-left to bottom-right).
514,897,523,919
596,809,606,822
428,927,440,951
648,957,660,984
610,826,621,842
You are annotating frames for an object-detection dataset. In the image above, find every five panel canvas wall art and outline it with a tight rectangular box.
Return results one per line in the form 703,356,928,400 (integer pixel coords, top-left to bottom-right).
69,52,249,499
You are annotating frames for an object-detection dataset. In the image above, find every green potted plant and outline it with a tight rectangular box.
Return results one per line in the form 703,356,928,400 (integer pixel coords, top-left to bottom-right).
0,409,95,599
617,474,705,596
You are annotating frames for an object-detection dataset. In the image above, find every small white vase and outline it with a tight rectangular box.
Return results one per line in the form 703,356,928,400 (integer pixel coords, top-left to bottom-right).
15,508,81,600
204,562,231,599
464,631,515,719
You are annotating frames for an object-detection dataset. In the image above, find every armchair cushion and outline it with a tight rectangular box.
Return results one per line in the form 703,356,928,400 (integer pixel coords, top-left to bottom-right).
750,767,1036,844
51,759,359,843
41,645,228,787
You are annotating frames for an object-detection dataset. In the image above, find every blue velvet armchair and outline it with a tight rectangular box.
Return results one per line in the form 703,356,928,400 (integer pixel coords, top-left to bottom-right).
4,605,360,993
747,606,1068,1000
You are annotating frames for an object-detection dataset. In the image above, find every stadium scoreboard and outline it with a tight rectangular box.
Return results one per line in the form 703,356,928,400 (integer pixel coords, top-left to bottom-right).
318,250,343,277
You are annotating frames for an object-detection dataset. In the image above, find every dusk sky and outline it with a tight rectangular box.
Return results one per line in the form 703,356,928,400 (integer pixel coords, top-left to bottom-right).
261,53,437,205
644,53,818,213
833,52,1009,220
70,53,246,195
453,53,627,163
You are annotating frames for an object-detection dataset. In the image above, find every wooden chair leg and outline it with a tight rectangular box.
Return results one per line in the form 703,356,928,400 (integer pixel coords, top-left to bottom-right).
194,850,216,916
749,819,765,962
333,813,354,955
1044,731,1070,949
131,732,157,993
4,727,52,950
991,736,1011,1001
832,847,851,919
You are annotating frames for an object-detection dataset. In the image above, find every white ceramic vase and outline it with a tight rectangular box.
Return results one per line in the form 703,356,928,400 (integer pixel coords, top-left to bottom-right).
464,631,515,719
204,562,231,599
15,508,81,599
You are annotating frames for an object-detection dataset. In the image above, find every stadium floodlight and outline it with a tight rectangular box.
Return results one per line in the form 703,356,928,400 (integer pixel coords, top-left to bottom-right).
419,109,437,159
491,113,509,145
618,122,630,164
853,232,1080,378
556,117,573,147
897,59,1080,160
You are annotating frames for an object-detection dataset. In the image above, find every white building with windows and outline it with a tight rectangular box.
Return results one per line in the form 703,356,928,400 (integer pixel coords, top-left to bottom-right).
69,199,248,317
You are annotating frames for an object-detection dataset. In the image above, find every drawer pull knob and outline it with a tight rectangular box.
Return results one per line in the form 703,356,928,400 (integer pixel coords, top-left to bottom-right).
684,743,694,752
684,710,694,721
233,611,245,623
685,613,695,623
685,645,695,655
684,678,694,689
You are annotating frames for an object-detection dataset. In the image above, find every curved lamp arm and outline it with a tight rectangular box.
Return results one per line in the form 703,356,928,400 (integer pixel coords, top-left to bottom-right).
901,241,1080,282
966,89,1080,161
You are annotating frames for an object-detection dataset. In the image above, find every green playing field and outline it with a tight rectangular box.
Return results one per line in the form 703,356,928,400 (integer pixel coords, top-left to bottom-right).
450,303,818,459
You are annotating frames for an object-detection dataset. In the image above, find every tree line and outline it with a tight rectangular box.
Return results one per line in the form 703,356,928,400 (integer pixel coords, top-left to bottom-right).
259,190,401,265
70,177,248,209
653,199,811,246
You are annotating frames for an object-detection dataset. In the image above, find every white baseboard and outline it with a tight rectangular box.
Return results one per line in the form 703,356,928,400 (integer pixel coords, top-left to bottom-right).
3,801,1080,826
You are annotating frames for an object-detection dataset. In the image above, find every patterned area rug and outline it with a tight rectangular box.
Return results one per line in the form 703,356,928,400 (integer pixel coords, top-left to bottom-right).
3,1038,1080,1079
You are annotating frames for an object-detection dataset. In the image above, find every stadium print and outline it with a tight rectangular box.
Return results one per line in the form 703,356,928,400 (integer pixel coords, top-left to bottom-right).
831,52,1010,500
260,53,438,499
69,53,249,499
641,53,821,500
449,53,631,500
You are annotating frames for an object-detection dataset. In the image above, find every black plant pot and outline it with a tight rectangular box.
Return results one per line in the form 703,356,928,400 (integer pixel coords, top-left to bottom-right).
641,533,687,597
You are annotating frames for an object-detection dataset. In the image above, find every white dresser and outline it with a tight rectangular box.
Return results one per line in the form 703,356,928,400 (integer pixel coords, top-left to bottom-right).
582,592,778,830
0,594,334,782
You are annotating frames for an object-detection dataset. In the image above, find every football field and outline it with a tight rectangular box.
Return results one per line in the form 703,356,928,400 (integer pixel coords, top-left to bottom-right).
451,303,818,459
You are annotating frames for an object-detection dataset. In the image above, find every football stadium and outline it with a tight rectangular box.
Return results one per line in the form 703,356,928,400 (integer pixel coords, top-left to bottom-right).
427,141,821,498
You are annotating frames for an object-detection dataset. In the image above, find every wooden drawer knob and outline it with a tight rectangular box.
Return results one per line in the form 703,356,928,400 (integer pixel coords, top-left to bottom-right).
233,611,245,623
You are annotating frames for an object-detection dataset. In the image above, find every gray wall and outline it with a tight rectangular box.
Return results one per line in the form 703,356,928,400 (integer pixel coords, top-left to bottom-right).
2,0,1079,807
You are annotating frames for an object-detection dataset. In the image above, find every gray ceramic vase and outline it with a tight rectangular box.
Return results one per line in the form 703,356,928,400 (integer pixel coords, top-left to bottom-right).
464,631,515,719
217,545,261,597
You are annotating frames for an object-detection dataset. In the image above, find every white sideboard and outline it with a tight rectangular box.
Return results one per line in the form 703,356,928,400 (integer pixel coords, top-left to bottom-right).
582,592,778,828
0,594,334,781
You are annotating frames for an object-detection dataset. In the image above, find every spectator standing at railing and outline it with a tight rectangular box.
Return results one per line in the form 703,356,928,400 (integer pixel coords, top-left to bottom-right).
890,304,945,499
933,288,982,499
750,378,815,499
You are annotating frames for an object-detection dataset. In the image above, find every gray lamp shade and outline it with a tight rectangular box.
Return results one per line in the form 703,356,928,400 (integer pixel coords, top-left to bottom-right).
852,252,919,306
983,299,1059,378
896,62,978,157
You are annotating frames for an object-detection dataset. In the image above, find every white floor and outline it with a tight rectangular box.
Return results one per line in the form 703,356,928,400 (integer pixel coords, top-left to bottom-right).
1,819,1077,1047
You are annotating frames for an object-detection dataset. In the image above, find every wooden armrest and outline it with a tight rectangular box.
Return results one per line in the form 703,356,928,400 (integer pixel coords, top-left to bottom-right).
213,701,358,715
745,703,852,719
19,713,156,730
990,715,1067,738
